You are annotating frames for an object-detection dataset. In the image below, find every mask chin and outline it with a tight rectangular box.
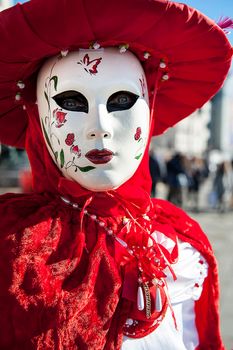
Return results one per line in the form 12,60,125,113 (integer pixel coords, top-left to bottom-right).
37,48,150,191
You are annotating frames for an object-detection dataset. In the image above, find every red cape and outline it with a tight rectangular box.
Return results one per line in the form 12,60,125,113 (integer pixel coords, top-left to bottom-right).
0,102,224,349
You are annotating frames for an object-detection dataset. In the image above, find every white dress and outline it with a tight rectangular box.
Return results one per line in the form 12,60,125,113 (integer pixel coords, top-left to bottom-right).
121,233,208,350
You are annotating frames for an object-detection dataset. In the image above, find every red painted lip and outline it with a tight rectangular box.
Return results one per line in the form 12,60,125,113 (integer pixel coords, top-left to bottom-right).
85,149,114,164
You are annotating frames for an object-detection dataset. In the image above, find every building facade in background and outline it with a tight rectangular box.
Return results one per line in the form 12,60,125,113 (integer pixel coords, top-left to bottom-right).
210,74,233,157
0,0,27,11
0,0,12,11
152,103,211,157
152,73,233,159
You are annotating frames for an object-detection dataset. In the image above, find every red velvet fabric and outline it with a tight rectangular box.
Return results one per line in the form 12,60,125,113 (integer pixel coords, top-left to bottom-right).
0,0,232,147
0,100,225,349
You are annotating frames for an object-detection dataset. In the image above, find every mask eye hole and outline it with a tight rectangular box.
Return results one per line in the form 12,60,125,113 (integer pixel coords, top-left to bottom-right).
107,90,139,112
52,90,88,113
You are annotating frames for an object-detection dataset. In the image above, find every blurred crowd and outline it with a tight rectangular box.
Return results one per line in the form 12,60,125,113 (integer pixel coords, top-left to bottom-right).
0,145,31,192
149,149,233,213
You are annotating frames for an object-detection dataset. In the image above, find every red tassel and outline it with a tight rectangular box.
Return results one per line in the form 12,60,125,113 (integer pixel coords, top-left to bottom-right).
217,16,233,34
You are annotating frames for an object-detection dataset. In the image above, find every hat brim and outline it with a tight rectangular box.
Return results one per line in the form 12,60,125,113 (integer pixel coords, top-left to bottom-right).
0,0,232,147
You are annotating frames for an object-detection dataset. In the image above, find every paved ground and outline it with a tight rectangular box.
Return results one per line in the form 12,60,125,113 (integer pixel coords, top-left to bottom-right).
190,211,233,350
0,186,232,348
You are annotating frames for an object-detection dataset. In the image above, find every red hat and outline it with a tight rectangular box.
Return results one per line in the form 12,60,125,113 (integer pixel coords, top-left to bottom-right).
0,0,232,148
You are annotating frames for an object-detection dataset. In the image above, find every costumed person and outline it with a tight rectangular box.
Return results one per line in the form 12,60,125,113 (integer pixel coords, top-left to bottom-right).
0,0,232,349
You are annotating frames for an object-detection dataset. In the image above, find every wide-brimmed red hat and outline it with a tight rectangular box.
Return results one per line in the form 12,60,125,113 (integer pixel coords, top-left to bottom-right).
0,0,232,148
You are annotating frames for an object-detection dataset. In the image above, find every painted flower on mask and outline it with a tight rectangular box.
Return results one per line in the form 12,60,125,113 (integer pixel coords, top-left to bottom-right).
134,127,142,141
65,133,75,146
71,145,81,158
53,108,67,128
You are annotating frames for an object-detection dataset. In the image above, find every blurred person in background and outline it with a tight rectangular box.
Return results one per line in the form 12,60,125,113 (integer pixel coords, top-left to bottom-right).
230,159,233,209
224,160,233,210
149,149,161,197
0,144,10,164
212,160,233,212
166,153,187,207
187,157,209,212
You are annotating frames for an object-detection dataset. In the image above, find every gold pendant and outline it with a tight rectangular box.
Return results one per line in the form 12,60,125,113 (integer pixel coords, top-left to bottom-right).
142,282,151,319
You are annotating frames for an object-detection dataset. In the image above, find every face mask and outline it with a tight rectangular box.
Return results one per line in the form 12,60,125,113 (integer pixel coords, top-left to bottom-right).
37,48,150,191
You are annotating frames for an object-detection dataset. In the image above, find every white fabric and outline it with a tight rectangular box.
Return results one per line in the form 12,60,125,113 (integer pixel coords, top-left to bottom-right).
121,238,208,350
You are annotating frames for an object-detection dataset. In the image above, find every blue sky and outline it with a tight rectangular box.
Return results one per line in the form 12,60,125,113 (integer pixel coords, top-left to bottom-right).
183,0,233,44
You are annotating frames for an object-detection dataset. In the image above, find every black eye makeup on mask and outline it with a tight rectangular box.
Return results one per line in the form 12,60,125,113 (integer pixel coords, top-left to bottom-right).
52,90,88,113
107,91,139,112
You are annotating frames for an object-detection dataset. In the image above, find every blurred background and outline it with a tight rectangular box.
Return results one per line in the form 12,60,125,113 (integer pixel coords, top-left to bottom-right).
0,0,233,348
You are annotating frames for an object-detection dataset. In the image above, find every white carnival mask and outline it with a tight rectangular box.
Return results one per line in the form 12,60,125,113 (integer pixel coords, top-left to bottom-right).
37,48,150,191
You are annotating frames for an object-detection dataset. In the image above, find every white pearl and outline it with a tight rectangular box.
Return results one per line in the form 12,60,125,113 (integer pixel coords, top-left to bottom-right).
119,46,127,53
159,62,166,69
137,286,144,311
72,203,79,209
115,236,128,248
143,214,149,220
15,93,21,101
155,287,162,312
125,318,134,326
107,229,113,235
61,50,69,57
143,52,151,59
90,214,97,220
123,217,130,225
162,74,169,81
17,81,25,89
119,44,129,53
99,221,105,227
93,42,100,49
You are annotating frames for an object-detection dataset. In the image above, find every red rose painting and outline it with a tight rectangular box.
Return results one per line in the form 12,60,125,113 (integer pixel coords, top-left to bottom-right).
134,127,142,141
71,145,81,158
53,108,67,128
65,133,75,146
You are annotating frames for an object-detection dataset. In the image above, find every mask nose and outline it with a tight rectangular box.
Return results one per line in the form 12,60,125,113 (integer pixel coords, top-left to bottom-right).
86,104,112,140
87,130,111,139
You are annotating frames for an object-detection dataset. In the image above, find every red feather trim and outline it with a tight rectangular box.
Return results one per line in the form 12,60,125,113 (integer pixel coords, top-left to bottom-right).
217,16,233,34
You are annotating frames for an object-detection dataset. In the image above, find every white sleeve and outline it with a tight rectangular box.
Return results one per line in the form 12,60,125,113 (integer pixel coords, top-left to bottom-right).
165,239,208,350
166,239,208,303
